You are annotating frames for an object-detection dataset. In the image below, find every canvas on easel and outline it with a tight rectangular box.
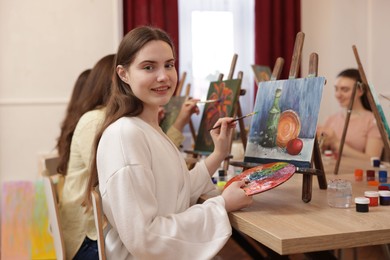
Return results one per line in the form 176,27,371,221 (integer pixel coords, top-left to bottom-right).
230,32,328,203
160,96,187,133
251,64,272,84
245,76,326,168
194,78,242,154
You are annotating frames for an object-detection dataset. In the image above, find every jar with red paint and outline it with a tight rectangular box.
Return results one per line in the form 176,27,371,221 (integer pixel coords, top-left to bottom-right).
364,191,379,207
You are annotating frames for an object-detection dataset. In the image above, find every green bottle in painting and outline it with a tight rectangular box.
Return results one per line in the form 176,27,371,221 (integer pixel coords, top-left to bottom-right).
262,88,282,147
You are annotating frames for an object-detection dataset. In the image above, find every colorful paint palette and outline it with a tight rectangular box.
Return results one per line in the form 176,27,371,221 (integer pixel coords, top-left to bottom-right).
224,161,296,196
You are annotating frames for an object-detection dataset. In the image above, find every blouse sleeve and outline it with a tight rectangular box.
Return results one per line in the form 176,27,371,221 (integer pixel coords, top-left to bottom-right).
105,165,231,259
188,160,218,205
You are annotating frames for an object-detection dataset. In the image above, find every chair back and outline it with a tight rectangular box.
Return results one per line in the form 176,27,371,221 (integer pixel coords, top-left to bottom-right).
91,190,107,260
43,176,66,260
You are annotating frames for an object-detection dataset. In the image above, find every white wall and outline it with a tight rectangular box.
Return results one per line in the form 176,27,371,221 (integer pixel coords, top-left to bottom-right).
0,0,122,184
301,0,390,123
1,0,389,185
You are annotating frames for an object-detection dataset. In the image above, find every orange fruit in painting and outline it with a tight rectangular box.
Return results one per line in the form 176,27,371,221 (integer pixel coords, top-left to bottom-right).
276,110,301,148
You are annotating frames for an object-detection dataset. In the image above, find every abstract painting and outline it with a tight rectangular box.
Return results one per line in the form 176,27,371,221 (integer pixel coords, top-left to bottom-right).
194,79,242,154
1,180,56,260
160,96,187,133
245,77,326,168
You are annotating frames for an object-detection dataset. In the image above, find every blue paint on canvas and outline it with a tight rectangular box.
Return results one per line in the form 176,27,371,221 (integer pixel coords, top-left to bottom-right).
245,77,326,168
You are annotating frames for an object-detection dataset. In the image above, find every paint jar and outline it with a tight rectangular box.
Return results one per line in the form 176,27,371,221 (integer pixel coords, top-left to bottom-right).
322,150,333,165
354,169,363,181
327,179,352,208
378,170,388,183
216,176,227,193
379,184,390,190
355,197,370,213
371,157,381,167
367,180,380,187
366,170,375,181
364,191,379,206
379,191,390,206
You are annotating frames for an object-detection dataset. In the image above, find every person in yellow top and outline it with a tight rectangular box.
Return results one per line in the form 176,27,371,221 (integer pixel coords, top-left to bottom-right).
59,54,115,259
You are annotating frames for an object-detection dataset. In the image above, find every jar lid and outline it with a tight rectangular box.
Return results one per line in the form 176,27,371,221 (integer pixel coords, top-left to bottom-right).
354,169,363,175
324,150,333,156
364,191,379,197
379,185,390,190
378,190,390,197
368,181,380,186
355,197,370,204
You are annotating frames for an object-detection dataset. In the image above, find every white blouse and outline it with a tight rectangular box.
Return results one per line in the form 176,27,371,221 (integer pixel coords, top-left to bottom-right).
97,117,231,260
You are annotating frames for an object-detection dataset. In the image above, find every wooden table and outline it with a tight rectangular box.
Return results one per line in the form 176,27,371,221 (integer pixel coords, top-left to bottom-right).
203,157,390,255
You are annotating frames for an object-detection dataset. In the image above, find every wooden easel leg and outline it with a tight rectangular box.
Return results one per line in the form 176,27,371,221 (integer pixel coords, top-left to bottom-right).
189,120,196,142
302,174,313,203
236,100,247,151
313,135,327,189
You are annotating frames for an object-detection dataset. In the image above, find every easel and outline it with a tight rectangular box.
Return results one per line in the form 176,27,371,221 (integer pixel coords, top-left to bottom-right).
230,32,327,203
216,54,249,174
226,34,328,260
185,54,248,172
334,46,390,174
277,32,327,202
173,71,197,143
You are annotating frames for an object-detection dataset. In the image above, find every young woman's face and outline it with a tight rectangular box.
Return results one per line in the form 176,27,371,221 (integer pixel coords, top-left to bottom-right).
120,40,177,108
334,76,362,108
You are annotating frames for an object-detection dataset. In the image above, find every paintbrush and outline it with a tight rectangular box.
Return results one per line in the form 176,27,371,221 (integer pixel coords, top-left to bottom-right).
197,99,221,104
209,111,258,131
380,94,390,102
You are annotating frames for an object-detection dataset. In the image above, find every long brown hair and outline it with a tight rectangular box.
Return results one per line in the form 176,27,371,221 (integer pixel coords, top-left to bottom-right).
83,26,176,209
337,68,371,111
56,54,115,175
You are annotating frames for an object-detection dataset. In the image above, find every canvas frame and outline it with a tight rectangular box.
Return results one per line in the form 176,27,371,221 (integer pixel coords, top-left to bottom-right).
194,78,242,154
245,77,326,168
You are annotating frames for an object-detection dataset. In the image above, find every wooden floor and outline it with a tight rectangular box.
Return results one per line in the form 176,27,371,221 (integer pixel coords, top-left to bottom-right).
213,238,389,260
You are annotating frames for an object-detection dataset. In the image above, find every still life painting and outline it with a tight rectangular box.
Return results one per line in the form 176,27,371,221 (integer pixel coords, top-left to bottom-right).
194,79,242,154
245,77,326,168
160,96,187,133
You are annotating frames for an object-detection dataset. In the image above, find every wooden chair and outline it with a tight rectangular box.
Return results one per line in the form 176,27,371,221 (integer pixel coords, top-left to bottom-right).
39,152,59,177
43,176,66,260
91,190,107,260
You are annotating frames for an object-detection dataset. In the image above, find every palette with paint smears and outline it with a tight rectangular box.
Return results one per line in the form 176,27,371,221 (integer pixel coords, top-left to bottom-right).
276,110,301,148
224,162,296,196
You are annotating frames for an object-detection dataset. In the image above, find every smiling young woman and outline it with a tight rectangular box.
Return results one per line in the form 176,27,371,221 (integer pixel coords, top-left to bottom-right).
83,26,253,259
317,68,383,159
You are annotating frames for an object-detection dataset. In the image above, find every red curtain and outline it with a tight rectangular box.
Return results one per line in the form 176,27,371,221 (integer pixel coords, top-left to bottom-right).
255,0,301,80
123,0,179,68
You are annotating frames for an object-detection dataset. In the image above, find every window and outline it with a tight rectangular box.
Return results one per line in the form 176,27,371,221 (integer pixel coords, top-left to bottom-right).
178,0,255,140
